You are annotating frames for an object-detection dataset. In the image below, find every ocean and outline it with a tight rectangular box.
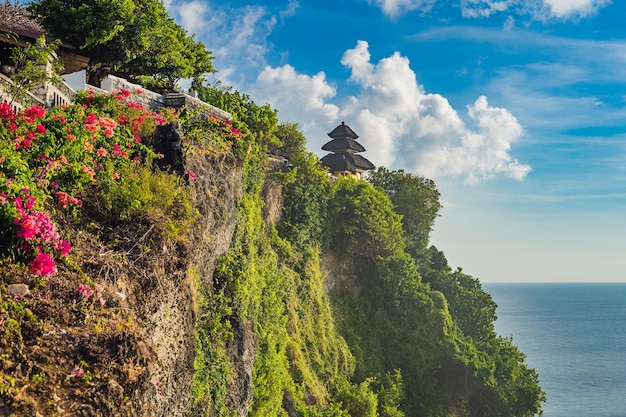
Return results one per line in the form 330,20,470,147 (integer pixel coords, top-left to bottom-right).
483,283,626,417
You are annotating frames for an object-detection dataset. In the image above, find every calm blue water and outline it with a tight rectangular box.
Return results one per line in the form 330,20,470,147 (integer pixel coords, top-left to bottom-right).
484,283,626,417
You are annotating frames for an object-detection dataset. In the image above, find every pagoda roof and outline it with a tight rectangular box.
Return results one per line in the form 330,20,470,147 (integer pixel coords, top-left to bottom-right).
321,152,375,173
328,121,358,140
321,137,366,153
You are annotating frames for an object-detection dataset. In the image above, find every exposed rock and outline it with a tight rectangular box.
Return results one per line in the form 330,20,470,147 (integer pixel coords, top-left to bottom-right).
282,388,301,417
151,121,186,176
225,317,257,417
321,252,361,298
261,179,283,232
6,283,29,297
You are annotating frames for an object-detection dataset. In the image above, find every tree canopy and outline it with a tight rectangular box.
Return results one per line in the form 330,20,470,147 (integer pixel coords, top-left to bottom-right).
28,0,214,90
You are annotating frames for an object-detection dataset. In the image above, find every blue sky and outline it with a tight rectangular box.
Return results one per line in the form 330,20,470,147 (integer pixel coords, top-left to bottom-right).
165,0,626,282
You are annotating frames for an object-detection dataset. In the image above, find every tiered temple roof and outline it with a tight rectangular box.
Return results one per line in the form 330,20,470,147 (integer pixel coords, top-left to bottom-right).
321,122,374,176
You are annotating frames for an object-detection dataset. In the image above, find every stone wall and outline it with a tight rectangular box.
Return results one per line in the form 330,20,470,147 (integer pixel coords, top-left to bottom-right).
100,75,232,121
100,75,164,109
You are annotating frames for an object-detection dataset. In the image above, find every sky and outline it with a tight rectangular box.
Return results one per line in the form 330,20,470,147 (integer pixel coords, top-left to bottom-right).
164,0,626,283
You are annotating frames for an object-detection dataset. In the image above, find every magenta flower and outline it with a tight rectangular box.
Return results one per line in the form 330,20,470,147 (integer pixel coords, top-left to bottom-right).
29,248,56,276
54,240,72,256
16,214,38,240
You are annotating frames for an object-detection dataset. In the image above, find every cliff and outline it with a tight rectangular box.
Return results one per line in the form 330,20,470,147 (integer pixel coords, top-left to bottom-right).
0,89,544,416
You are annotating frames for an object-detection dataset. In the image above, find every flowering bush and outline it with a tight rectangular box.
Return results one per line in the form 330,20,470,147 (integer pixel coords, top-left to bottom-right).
182,114,244,155
0,90,176,276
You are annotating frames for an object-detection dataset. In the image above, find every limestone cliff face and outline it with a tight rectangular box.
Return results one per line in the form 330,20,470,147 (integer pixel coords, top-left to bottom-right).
126,149,243,416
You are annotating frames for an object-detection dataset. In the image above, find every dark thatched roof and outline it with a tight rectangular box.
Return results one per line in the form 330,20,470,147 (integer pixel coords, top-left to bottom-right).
321,137,366,153
321,152,375,173
328,121,358,140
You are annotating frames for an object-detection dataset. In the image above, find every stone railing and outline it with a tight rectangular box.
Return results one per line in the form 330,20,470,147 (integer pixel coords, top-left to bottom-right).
163,92,232,121
0,72,47,112
47,79,75,107
100,75,164,109
99,75,232,121
2,72,232,123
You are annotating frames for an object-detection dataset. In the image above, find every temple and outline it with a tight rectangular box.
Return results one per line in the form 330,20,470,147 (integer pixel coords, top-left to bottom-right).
321,122,375,179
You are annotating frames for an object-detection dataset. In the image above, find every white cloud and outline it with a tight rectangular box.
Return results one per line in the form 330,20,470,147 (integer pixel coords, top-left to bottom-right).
169,0,209,33
253,65,340,148
542,0,611,18
280,0,300,20
369,0,436,18
337,41,530,182
369,0,611,20
503,15,515,30
461,0,510,18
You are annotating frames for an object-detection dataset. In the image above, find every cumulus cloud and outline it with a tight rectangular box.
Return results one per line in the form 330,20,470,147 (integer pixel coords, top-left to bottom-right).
253,40,530,183
253,65,340,147
339,41,529,182
168,0,209,33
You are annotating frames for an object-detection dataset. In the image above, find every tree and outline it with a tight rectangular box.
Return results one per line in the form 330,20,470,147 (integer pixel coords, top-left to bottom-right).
275,122,307,158
367,167,441,255
28,0,213,90
193,81,279,151
2,35,62,106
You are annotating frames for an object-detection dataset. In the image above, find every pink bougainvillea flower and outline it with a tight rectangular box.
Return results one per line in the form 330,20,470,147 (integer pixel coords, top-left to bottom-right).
69,196,83,207
29,248,56,276
84,113,98,125
24,195,35,210
55,239,72,256
36,124,46,134
16,214,38,240
97,147,108,157
0,102,16,121
75,283,94,299
70,368,85,378
24,105,45,119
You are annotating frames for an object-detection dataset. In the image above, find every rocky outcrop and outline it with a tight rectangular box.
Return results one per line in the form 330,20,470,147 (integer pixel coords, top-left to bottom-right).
150,121,186,177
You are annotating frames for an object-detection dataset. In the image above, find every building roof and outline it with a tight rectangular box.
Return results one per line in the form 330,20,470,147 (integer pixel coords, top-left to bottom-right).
0,6,45,39
321,137,366,153
0,5,89,74
327,121,358,140
321,152,375,173
321,121,374,174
